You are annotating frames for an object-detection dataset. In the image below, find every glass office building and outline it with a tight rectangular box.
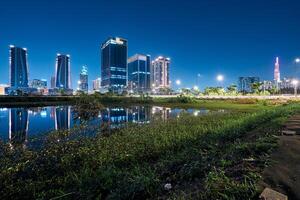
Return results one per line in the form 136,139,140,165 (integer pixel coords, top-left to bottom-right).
79,66,88,93
55,54,71,89
9,45,29,88
238,77,260,93
101,37,127,92
128,54,151,93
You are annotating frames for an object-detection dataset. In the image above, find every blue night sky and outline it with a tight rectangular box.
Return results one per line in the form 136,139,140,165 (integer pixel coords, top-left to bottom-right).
1,0,300,90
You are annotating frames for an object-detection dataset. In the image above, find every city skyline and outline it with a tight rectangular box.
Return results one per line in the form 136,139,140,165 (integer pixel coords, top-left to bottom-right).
1,0,300,90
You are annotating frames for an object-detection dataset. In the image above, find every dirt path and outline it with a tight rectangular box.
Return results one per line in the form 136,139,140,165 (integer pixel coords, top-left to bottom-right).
261,115,300,200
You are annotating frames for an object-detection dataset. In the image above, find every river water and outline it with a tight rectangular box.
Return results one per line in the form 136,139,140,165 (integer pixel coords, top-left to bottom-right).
0,105,216,147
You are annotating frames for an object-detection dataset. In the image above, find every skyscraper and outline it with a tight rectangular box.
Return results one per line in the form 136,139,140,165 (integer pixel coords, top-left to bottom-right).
274,57,280,83
93,78,101,91
128,54,151,93
51,76,56,88
101,37,127,92
151,56,170,89
9,45,29,88
55,54,71,89
237,77,260,93
78,66,88,93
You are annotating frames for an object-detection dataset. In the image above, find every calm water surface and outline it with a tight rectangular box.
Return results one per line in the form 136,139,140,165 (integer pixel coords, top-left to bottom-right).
0,105,218,147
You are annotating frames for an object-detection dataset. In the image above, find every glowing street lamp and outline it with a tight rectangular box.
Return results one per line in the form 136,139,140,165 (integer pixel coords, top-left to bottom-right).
292,79,298,97
176,79,181,86
216,74,224,82
295,58,300,63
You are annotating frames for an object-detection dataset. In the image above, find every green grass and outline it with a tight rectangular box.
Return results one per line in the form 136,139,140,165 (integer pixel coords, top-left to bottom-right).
0,102,299,199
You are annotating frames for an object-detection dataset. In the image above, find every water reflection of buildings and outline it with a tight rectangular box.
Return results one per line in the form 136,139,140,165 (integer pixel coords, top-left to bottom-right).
151,106,171,121
9,108,29,145
55,106,71,130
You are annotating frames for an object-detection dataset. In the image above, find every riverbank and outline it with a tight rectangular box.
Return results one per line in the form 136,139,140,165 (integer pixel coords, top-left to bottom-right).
0,95,291,111
0,102,299,199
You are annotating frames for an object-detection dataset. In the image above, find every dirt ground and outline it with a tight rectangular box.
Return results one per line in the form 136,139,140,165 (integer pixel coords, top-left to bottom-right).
261,115,300,200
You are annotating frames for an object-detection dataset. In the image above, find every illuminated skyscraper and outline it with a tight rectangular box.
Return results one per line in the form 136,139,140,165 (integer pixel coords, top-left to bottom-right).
101,37,127,92
128,54,151,93
274,57,280,83
93,78,101,91
151,56,170,89
78,66,88,93
9,45,29,88
55,54,71,89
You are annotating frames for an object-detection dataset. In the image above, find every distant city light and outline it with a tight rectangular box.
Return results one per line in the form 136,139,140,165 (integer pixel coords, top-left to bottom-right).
295,58,300,63
176,80,181,85
216,74,224,82
292,79,298,85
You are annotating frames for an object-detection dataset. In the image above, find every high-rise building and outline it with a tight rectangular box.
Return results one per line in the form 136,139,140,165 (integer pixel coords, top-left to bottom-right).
9,45,29,88
55,54,71,89
128,54,151,93
237,77,260,93
78,66,88,93
151,56,170,89
274,57,280,83
101,37,127,92
93,78,101,91
50,76,56,89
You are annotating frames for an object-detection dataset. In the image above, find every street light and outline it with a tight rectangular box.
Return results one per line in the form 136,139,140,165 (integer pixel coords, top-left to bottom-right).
295,58,300,63
216,74,224,82
292,79,298,97
176,79,181,85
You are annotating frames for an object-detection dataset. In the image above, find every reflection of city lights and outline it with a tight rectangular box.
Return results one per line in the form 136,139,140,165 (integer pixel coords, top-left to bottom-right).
40,111,47,117
193,111,199,116
292,79,298,85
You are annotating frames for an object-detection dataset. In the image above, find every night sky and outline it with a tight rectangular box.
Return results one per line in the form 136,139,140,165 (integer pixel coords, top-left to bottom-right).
1,0,300,90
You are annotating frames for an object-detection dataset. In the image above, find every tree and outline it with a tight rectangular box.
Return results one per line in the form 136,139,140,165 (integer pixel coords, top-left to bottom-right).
251,82,262,94
227,84,237,95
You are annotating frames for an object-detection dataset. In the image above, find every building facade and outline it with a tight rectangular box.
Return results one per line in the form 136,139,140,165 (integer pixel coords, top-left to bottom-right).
9,45,29,88
55,54,71,89
128,54,151,93
151,56,170,89
101,37,127,93
50,76,56,88
30,79,47,89
78,66,88,93
238,77,260,93
93,78,101,91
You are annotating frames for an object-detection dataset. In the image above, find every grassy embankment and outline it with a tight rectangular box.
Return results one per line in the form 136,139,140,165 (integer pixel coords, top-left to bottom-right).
0,100,299,199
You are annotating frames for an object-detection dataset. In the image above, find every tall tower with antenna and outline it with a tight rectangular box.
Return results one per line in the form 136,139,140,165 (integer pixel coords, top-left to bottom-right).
274,57,280,83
